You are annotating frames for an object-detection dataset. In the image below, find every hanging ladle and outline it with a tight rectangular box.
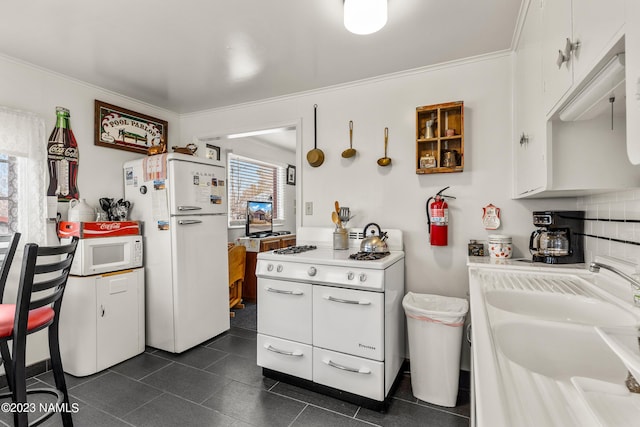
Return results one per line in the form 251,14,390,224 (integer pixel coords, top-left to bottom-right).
377,127,391,166
341,121,356,158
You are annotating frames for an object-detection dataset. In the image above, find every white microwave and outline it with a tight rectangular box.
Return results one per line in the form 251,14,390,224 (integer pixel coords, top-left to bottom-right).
63,235,143,276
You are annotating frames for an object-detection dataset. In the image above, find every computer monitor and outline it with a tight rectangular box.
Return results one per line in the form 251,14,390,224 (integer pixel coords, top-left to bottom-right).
246,200,273,237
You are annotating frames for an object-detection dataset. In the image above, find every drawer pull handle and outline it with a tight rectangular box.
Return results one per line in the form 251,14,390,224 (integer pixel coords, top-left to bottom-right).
266,287,303,295
264,344,303,357
325,295,370,305
178,205,202,211
178,219,202,225
325,359,371,374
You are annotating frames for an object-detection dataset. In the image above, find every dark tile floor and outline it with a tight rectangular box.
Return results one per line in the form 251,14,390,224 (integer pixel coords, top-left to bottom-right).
1,306,470,426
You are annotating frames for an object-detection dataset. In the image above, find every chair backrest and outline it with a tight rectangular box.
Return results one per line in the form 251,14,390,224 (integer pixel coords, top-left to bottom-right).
228,244,246,285
0,233,21,299
14,237,78,336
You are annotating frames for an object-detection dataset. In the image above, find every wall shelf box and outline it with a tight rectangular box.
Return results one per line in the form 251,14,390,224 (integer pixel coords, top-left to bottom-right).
416,101,464,174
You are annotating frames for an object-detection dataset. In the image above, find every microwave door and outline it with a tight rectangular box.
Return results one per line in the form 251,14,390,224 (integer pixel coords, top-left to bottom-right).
168,159,226,216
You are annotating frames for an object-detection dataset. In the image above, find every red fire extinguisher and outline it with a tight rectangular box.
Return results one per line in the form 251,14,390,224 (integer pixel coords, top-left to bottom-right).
426,186,456,246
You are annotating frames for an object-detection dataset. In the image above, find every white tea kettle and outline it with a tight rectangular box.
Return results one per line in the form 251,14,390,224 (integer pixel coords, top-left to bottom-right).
68,198,95,222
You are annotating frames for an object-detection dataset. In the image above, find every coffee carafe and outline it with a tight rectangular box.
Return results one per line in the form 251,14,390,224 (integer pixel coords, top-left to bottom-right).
529,211,584,264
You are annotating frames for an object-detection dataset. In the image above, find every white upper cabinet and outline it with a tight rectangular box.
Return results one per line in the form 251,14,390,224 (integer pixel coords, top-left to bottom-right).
542,0,625,115
514,0,548,197
626,0,640,164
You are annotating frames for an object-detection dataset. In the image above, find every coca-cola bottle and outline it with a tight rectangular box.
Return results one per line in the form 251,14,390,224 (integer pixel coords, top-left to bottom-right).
46,107,79,201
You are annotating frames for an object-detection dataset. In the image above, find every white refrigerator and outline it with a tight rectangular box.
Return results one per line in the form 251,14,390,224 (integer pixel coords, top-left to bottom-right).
124,153,229,353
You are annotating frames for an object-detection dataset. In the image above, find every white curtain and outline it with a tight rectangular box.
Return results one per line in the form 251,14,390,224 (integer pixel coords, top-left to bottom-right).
0,106,47,244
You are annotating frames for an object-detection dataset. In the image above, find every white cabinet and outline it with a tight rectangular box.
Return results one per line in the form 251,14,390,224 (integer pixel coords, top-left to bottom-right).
514,0,548,196
542,0,625,115
626,0,640,164
60,269,145,376
513,0,638,199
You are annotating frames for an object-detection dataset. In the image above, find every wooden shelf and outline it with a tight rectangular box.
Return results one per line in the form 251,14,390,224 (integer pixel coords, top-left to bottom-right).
416,101,464,174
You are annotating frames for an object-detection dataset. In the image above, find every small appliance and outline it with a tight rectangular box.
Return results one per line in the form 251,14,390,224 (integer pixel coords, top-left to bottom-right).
529,210,585,264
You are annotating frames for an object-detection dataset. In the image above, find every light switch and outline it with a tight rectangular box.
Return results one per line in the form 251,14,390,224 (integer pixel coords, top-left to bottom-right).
305,202,313,215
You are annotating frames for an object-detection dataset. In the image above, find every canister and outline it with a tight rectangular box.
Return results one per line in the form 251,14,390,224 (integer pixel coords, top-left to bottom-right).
333,228,348,250
468,240,485,256
488,235,512,258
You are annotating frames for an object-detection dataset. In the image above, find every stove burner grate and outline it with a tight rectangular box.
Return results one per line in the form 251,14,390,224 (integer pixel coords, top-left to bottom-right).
273,245,317,254
349,251,390,261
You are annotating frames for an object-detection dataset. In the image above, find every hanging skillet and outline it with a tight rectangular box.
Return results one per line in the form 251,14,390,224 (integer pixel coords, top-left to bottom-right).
307,104,325,167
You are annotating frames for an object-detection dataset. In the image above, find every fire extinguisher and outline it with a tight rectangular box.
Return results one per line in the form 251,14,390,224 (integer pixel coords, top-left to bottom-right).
426,186,456,246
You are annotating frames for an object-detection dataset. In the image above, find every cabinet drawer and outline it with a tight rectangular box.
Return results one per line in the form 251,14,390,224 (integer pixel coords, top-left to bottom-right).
257,334,312,380
313,286,384,360
257,278,312,344
260,239,281,251
313,347,384,401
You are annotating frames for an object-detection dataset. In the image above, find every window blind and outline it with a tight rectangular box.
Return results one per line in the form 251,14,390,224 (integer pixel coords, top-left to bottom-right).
228,154,285,226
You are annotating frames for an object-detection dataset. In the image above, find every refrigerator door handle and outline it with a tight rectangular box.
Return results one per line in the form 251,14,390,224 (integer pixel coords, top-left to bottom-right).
178,206,202,211
178,219,203,225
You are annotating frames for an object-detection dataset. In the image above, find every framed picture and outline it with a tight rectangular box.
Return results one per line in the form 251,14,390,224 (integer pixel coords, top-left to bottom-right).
286,165,296,185
94,100,168,154
205,144,221,160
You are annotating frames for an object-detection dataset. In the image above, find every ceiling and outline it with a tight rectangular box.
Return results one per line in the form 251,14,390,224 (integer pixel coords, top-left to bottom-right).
0,0,522,114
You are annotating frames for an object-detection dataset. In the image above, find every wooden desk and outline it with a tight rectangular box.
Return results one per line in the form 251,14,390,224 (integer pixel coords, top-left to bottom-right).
238,234,296,302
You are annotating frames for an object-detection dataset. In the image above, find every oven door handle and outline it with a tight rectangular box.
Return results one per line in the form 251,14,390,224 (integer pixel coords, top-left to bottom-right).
325,295,371,305
264,344,303,357
266,287,303,295
325,359,371,374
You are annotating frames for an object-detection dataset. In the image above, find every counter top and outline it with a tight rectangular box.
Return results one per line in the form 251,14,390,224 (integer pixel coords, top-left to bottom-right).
467,255,586,273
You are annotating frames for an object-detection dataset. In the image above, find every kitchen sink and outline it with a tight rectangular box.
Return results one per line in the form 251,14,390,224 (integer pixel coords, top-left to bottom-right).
485,289,638,326
494,321,628,381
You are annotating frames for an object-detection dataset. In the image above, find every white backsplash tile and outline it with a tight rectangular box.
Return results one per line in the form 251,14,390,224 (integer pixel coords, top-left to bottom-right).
578,190,640,264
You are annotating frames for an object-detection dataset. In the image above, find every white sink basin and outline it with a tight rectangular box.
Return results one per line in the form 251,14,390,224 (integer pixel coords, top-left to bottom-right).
485,290,638,326
494,321,628,381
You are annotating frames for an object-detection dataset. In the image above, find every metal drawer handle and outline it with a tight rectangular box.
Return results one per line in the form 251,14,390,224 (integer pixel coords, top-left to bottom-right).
325,295,371,305
325,359,371,374
264,344,303,357
178,205,202,211
178,219,202,225
266,287,303,295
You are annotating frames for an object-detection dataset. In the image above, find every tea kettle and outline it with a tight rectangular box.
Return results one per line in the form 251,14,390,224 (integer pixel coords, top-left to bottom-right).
360,223,389,253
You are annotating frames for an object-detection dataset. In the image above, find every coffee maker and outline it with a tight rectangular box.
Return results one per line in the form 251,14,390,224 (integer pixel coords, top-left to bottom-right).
529,210,585,264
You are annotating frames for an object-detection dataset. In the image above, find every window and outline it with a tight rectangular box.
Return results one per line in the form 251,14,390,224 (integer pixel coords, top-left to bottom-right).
227,154,286,227
0,154,18,235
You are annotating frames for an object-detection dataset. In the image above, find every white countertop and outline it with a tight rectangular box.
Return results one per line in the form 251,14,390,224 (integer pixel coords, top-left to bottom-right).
467,255,586,273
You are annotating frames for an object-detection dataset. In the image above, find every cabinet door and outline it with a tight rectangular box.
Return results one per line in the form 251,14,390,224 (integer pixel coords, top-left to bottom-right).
626,0,640,164
514,0,548,196
542,0,573,113
572,0,624,83
96,270,143,371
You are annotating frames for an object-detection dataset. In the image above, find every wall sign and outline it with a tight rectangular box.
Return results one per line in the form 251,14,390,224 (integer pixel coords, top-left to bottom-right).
94,100,168,154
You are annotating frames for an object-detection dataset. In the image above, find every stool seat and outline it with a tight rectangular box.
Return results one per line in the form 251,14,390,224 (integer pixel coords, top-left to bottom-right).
0,305,54,337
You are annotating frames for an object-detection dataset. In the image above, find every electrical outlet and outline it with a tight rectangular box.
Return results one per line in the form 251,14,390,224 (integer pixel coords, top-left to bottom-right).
305,202,313,215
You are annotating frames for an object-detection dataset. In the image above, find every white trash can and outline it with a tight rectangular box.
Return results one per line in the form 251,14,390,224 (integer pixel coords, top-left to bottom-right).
402,292,469,407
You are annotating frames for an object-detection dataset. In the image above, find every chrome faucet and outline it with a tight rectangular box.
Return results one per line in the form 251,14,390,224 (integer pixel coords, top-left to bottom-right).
589,261,640,292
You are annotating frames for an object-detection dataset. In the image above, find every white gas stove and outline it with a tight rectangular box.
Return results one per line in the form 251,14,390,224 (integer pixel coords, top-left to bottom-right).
256,227,405,410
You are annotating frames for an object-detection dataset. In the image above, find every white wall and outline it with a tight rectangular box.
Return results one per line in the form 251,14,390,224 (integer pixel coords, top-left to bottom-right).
0,55,180,366
181,54,576,300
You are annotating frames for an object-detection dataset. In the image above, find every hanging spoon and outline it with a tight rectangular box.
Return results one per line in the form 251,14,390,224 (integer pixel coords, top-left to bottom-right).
377,127,391,166
341,121,356,158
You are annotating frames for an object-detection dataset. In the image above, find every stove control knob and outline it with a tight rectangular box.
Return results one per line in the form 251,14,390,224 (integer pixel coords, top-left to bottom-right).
347,272,355,280
267,264,274,272
359,273,367,282
308,267,317,277
276,264,283,273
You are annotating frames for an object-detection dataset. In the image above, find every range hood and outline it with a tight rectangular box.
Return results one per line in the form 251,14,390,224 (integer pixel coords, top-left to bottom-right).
559,54,626,122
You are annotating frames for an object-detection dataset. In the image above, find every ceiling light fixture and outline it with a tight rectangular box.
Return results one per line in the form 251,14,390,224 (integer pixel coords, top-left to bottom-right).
344,0,387,35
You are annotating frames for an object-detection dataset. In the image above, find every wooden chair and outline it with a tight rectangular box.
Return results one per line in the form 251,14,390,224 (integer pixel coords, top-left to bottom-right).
0,237,78,426
228,244,246,317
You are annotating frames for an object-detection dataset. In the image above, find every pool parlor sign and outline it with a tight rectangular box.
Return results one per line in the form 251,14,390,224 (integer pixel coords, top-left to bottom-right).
94,100,168,154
